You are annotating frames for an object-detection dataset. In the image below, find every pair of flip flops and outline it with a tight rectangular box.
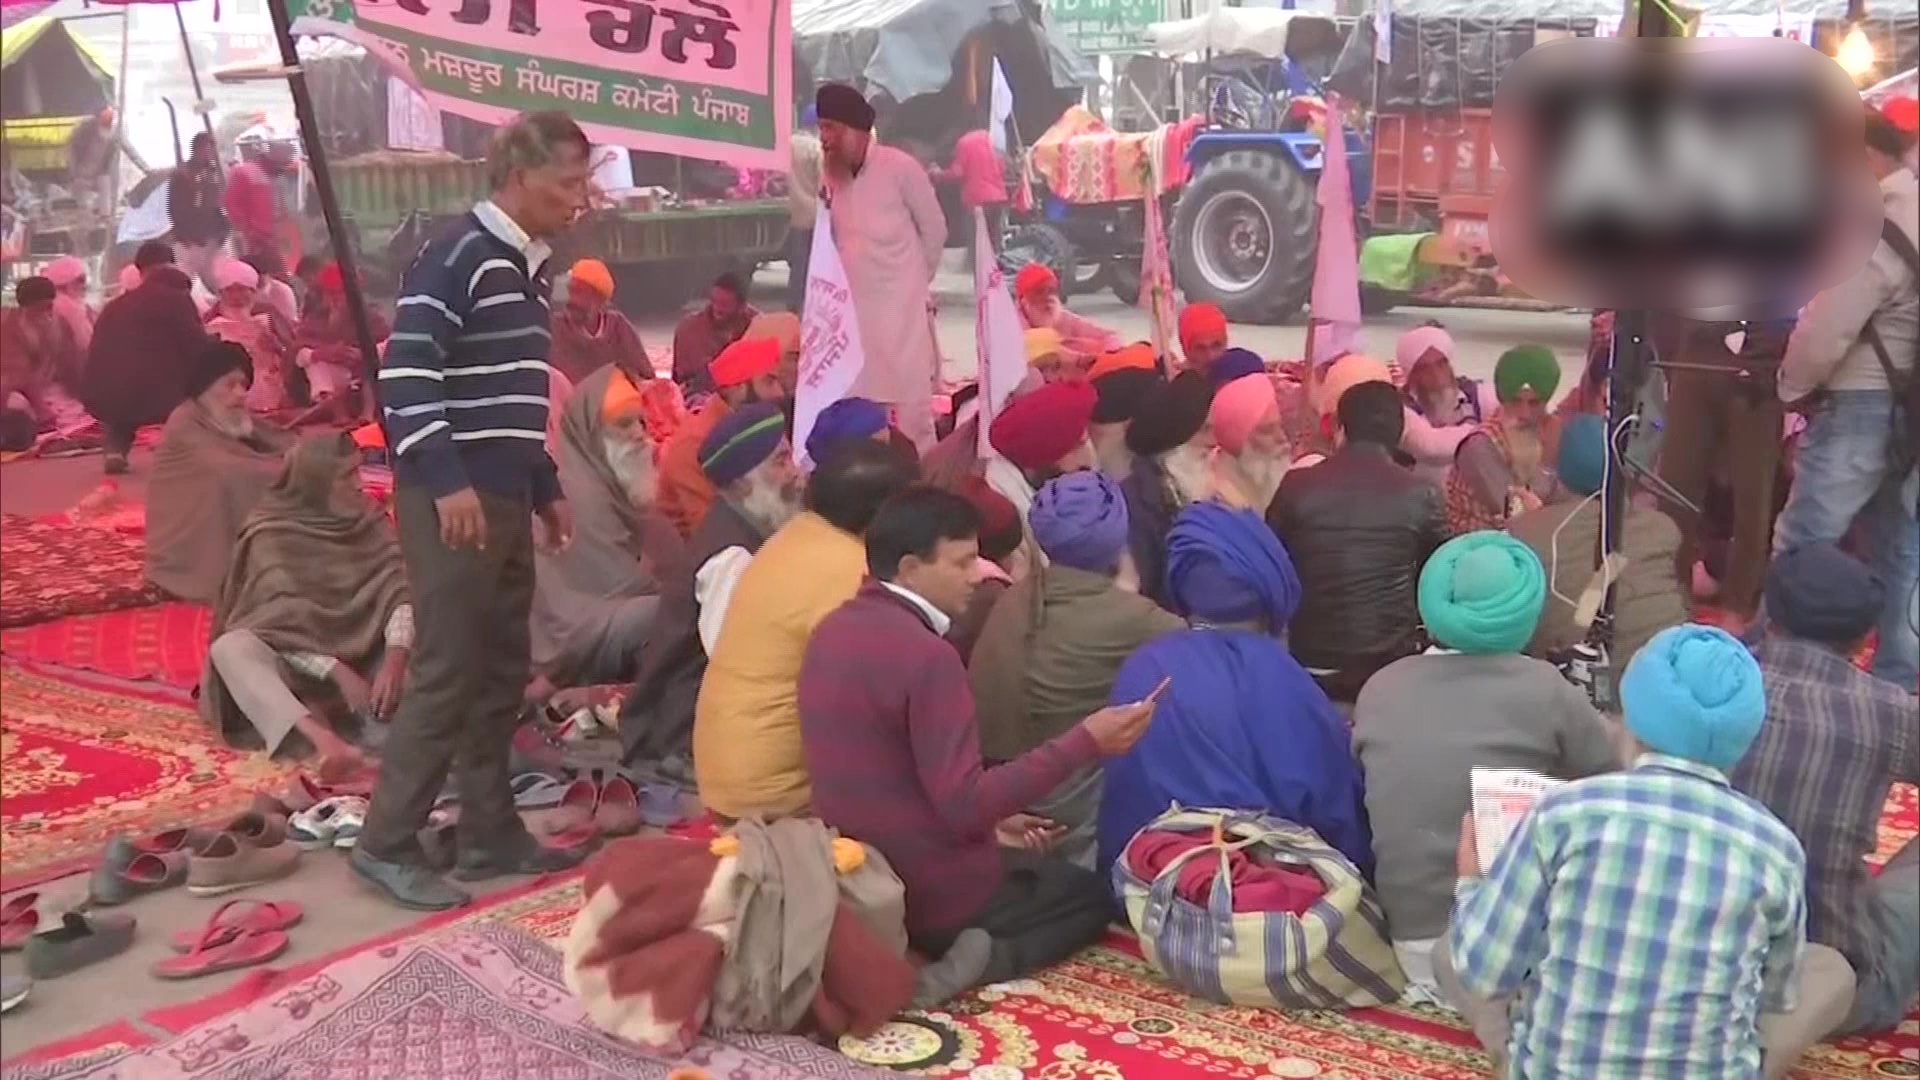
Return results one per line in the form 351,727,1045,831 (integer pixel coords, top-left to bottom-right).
152,900,301,980
0,893,39,950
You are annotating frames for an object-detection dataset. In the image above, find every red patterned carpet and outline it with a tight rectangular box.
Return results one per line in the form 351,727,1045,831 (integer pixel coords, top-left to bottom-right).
0,604,212,690
0,661,294,890
0,516,164,629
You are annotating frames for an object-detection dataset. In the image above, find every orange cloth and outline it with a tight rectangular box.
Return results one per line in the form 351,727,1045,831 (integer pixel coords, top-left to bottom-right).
1088,342,1156,380
656,396,732,536
1178,303,1227,354
709,337,780,389
570,258,615,298
351,422,385,449
1014,262,1057,299
602,367,645,420
1885,96,1918,135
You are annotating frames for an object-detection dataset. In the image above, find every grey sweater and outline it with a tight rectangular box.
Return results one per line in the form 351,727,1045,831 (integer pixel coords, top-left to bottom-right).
1352,653,1623,941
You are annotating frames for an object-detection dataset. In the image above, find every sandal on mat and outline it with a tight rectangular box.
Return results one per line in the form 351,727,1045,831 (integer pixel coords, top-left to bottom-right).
288,797,368,850
167,900,303,953
153,919,289,980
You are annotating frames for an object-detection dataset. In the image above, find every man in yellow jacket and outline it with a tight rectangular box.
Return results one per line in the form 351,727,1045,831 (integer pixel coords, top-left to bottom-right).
693,439,917,818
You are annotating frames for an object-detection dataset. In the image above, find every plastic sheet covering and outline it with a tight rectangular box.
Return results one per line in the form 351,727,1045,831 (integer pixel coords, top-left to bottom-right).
793,0,1090,105
1375,17,1598,110
302,51,388,160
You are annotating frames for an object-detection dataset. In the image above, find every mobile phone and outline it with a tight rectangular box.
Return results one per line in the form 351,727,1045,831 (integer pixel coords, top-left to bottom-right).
1138,676,1172,709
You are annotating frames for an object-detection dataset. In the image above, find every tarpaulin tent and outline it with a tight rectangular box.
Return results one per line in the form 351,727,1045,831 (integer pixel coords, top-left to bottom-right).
1,16,115,173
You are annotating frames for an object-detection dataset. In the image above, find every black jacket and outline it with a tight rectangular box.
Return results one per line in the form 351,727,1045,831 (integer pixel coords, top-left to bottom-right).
167,161,229,246
1266,442,1447,678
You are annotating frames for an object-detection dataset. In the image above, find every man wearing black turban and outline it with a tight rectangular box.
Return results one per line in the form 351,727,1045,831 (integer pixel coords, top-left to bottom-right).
1119,370,1215,607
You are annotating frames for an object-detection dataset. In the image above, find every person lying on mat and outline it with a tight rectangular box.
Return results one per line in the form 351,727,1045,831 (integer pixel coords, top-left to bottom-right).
969,471,1182,868
619,401,802,781
1096,503,1371,878
1353,531,1621,1005
1732,544,1920,1040
527,366,684,701
200,432,409,781
145,340,296,605
799,486,1159,1004
692,439,916,821
1440,624,1840,1080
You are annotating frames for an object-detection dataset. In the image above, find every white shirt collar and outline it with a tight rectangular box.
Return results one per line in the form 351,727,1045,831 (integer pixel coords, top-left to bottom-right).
880,580,952,635
473,199,552,277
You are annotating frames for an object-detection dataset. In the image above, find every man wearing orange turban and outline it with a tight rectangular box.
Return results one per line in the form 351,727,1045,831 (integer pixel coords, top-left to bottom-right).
552,258,653,385
656,336,789,536
1177,303,1230,373
1014,262,1122,364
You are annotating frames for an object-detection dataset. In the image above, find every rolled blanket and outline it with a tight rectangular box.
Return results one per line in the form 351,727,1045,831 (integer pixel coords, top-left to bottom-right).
1619,623,1766,771
1418,531,1547,654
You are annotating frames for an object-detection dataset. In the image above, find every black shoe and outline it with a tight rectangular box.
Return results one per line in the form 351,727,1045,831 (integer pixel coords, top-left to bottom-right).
103,454,129,476
350,847,471,910
452,831,589,882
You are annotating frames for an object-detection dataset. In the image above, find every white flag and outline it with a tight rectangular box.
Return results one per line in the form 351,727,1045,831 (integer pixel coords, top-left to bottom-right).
990,60,1015,155
794,208,868,471
973,208,1028,459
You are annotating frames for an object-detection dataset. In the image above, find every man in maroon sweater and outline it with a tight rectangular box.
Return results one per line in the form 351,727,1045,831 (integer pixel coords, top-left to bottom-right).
799,486,1160,1002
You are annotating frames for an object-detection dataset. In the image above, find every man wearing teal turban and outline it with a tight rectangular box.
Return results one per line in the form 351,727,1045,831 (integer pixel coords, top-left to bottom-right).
1446,344,1565,535
1352,530,1621,1010
1445,623,1817,1080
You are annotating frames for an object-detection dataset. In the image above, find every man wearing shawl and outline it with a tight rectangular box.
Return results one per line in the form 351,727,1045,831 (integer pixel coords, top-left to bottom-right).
530,367,687,692
816,83,947,451
294,262,390,408
207,258,292,413
1446,344,1565,535
971,472,1183,867
1086,346,1158,481
620,403,800,778
985,380,1099,561
1508,413,1689,667
0,278,81,430
1268,381,1446,705
1098,503,1370,875
1397,325,1498,486
551,258,652,385
1441,624,1819,1080
1208,373,1289,511
1354,531,1620,1003
82,242,208,475
657,336,787,536
1733,544,1919,1040
1015,264,1122,363
671,272,758,389
1177,303,1229,374
146,341,296,603
42,255,95,353
1120,370,1216,608
202,433,411,780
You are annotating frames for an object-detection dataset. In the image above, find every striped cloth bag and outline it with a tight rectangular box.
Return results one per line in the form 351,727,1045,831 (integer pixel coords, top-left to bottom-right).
1113,806,1406,1010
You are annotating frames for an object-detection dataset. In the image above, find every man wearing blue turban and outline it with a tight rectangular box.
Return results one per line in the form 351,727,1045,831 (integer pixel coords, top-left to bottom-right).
970,472,1183,867
1353,531,1621,1006
1096,503,1371,875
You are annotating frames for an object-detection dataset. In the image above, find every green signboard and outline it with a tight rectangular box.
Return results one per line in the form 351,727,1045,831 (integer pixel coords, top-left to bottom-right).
1049,0,1165,55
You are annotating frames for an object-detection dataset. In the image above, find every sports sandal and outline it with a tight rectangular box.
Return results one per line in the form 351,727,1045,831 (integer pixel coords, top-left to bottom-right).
288,796,368,850
167,899,304,953
152,918,289,980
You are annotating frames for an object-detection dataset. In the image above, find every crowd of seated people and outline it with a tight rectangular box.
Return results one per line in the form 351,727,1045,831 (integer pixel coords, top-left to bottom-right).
77,101,1912,1075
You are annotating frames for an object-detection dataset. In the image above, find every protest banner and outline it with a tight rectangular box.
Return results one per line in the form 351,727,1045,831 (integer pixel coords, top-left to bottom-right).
794,207,867,470
1307,96,1362,368
973,208,1028,458
284,0,792,171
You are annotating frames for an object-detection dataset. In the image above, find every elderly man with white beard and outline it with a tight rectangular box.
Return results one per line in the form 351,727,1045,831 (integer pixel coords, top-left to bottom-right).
1209,372,1292,512
530,368,689,695
1120,370,1217,609
620,401,800,777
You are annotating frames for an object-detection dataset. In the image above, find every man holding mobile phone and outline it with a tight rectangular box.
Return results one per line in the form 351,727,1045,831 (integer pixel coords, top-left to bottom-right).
799,487,1164,1007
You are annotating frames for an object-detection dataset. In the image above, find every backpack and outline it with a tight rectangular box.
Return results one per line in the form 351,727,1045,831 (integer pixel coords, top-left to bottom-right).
1863,216,1920,468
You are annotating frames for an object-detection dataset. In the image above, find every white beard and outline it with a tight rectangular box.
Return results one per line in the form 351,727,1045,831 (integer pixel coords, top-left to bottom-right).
1161,443,1214,505
1226,449,1290,508
203,402,255,441
732,466,803,535
603,435,659,508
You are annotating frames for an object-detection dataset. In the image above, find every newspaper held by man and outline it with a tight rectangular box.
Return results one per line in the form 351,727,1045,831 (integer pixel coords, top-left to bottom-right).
1469,767,1566,874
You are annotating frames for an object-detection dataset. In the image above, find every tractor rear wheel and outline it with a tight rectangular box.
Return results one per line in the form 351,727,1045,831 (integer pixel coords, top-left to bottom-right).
1171,149,1317,324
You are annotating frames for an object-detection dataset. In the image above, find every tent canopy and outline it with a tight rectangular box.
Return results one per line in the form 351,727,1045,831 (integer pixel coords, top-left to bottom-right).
2,15,114,118
1144,9,1344,60
793,0,1092,106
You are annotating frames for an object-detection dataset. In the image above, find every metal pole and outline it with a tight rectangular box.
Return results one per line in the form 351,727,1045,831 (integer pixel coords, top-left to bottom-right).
265,0,385,419
172,1,218,140
105,6,131,258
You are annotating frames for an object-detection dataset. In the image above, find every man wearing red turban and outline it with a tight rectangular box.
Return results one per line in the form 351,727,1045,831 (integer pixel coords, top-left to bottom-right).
984,380,1099,568
656,336,789,537
1178,303,1230,374
1014,263,1122,365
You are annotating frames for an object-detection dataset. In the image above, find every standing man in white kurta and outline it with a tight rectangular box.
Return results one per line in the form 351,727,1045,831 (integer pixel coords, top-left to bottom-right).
815,84,949,451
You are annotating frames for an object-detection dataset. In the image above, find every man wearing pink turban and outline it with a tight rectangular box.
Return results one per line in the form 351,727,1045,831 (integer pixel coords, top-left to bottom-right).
1209,373,1290,511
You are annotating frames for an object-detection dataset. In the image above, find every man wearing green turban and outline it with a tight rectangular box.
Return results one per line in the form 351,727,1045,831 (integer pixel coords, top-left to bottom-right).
1446,344,1565,535
1352,529,1621,1014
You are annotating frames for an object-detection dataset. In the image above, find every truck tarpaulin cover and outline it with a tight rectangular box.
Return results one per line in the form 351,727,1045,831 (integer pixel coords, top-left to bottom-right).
793,0,1092,106
1366,17,1599,111
283,0,794,172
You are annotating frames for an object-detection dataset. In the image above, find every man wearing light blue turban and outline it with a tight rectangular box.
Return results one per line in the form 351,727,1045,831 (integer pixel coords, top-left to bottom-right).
1096,503,1371,876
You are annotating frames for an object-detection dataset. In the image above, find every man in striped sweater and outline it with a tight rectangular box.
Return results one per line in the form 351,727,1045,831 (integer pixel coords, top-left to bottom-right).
352,111,592,911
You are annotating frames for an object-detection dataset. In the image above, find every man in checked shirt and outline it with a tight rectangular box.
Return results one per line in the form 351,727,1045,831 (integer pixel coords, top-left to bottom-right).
1437,624,1854,1080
